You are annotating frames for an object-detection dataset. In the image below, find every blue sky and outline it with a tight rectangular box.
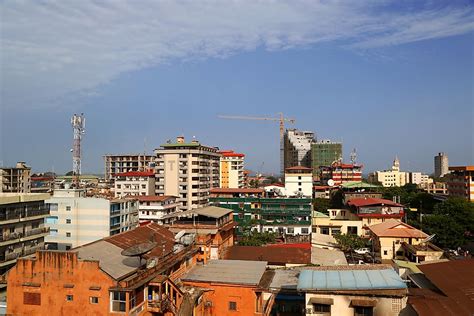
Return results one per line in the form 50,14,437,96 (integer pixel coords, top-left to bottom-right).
1,1,473,175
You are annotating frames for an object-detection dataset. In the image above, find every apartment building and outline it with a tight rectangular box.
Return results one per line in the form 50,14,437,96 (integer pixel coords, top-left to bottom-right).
103,154,154,181
134,195,180,224
311,141,343,177
285,166,313,197
114,171,156,198
0,162,31,193
44,189,138,250
446,166,474,201
283,129,315,173
319,163,363,185
0,193,50,274
434,152,449,178
154,136,221,211
368,157,407,187
219,150,245,188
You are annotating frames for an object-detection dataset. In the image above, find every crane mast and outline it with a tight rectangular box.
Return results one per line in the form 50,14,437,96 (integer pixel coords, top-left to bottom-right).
71,113,85,187
218,113,295,175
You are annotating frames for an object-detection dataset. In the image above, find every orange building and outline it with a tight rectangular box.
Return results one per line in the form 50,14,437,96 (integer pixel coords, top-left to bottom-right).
163,206,234,262
181,260,270,316
7,223,200,316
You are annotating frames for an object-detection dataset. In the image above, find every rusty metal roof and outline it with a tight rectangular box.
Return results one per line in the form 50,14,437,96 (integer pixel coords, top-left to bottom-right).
225,245,311,265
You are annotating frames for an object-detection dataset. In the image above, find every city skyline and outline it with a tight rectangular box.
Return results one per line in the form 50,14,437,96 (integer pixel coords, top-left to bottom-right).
1,1,473,174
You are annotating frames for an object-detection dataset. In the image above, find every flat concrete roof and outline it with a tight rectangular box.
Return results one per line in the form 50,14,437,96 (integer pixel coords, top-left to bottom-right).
311,247,348,266
182,260,267,286
0,193,51,205
162,206,232,219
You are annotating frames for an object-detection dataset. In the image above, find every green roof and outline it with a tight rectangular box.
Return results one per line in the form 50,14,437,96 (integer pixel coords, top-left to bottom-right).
341,181,381,189
393,260,421,274
312,211,329,218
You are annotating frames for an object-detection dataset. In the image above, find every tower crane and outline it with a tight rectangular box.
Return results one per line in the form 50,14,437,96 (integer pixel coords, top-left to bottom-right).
217,112,295,175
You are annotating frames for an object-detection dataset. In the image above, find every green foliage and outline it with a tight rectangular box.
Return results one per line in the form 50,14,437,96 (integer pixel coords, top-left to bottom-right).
239,231,277,246
333,233,368,252
249,179,260,188
421,197,474,249
65,171,74,176
313,198,331,213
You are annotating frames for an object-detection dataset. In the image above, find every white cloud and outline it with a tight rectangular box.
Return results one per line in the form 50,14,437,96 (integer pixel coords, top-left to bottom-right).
1,1,473,109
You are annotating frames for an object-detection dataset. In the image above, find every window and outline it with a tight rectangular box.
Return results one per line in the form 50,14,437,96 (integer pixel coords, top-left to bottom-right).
66,206,71,211
229,301,237,311
50,229,58,236
287,227,294,234
66,219,71,224
314,304,331,313
48,203,58,211
298,182,302,186
111,292,126,312
298,176,302,180
66,295,73,301
347,226,358,235
90,297,99,304
354,306,373,316
321,227,330,235
384,250,388,255
301,228,309,234
66,232,71,237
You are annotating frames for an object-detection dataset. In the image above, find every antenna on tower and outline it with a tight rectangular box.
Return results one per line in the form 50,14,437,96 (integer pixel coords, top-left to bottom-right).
350,148,357,164
71,113,85,188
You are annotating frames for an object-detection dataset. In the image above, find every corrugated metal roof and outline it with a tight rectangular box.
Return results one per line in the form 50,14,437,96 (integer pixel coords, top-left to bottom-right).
162,206,232,219
297,268,406,291
225,246,310,265
182,260,267,286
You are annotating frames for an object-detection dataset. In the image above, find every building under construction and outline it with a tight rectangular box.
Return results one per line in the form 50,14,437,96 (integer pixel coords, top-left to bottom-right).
103,154,154,181
283,129,315,172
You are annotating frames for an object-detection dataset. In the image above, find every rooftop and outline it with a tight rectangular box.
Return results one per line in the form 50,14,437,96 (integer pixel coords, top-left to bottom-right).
285,166,313,172
448,165,474,171
219,150,245,158
347,197,403,208
114,171,155,177
182,260,267,286
297,268,406,291
367,219,428,238
341,181,381,189
311,248,347,266
162,205,232,220
133,195,176,202
225,245,310,265
74,223,176,280
210,188,264,194
0,193,51,205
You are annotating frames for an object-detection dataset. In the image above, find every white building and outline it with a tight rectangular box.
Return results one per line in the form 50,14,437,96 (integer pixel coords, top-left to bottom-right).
114,171,156,198
285,166,313,197
283,129,315,174
134,195,180,224
44,189,138,250
434,152,449,178
368,157,407,187
219,150,245,188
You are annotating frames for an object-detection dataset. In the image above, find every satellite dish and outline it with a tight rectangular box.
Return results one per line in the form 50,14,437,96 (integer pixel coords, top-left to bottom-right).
421,234,436,244
121,241,157,268
327,179,335,187
175,230,186,241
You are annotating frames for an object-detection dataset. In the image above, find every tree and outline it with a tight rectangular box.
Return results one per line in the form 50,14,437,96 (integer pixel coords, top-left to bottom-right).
313,198,331,213
421,197,474,249
333,233,367,252
65,171,74,176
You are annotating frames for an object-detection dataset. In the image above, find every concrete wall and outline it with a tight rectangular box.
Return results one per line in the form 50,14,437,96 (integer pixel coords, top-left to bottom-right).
285,173,312,197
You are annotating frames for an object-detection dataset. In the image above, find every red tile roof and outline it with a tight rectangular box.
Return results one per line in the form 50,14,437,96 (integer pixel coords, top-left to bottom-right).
219,150,245,157
114,171,155,177
263,183,285,188
285,166,313,171
225,245,311,265
266,243,311,250
210,188,264,194
105,223,176,259
134,195,176,202
314,185,333,190
347,197,403,207
367,219,428,238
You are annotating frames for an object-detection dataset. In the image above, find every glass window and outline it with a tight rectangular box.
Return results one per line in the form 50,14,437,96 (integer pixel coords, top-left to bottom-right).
111,292,126,312
321,227,330,235
66,232,71,237
66,219,71,224
354,306,373,316
301,228,309,234
314,304,331,313
66,295,73,301
66,206,71,211
229,301,237,311
90,297,99,304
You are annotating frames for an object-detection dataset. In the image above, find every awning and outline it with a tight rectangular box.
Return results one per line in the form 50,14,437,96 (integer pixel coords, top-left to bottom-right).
350,299,377,307
308,297,334,305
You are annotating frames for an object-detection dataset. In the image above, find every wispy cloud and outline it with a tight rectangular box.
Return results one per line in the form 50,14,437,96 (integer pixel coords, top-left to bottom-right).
1,1,473,109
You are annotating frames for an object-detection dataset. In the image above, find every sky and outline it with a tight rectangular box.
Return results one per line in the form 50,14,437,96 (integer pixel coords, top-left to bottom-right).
1,0,473,175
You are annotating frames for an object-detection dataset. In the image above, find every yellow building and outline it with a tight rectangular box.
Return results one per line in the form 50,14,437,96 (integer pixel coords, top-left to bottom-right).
367,219,443,263
368,157,407,187
219,150,245,189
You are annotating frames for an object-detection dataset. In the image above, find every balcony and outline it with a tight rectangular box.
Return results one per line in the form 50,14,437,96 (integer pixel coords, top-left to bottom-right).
0,227,50,246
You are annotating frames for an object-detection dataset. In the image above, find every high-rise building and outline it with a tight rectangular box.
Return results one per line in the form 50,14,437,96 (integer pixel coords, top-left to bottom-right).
0,193,50,274
368,157,408,187
44,189,139,250
103,154,155,181
0,162,31,193
283,129,315,173
219,150,245,188
434,152,449,178
154,136,221,211
311,140,343,176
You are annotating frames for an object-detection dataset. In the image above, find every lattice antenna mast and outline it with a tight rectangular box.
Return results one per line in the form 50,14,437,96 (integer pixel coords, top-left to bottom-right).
71,113,85,186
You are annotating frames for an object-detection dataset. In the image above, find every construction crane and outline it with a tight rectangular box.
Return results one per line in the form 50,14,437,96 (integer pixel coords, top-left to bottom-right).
217,112,295,175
